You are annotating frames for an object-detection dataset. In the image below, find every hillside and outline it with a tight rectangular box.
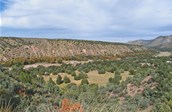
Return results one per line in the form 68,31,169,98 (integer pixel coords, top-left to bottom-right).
128,39,151,45
0,37,172,112
1,52,172,112
0,37,147,64
147,36,172,50
128,36,172,51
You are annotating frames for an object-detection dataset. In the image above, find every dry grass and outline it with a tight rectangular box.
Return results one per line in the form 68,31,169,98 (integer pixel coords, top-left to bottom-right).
156,52,171,57
120,71,131,81
43,70,131,87
138,106,153,112
43,73,81,85
87,71,114,86
43,71,114,86
0,107,12,112
0,100,13,112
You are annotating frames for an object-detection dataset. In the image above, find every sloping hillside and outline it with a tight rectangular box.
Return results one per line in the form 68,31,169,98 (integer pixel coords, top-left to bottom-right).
128,39,151,45
0,37,147,63
128,36,172,51
146,36,172,50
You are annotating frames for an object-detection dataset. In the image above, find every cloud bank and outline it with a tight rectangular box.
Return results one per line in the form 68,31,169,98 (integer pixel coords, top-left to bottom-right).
1,0,172,42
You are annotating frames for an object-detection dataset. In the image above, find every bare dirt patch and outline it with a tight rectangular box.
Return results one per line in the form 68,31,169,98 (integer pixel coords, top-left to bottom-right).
63,60,93,65
156,52,171,57
24,63,61,69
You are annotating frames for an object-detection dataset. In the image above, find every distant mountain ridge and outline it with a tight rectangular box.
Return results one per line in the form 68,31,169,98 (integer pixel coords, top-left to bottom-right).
128,36,172,51
0,37,147,64
128,39,151,45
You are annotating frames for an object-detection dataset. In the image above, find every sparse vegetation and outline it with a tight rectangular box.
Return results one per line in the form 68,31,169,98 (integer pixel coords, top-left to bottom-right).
0,37,148,66
0,37,172,112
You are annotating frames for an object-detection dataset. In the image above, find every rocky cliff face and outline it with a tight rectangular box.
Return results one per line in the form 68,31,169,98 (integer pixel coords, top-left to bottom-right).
0,37,147,62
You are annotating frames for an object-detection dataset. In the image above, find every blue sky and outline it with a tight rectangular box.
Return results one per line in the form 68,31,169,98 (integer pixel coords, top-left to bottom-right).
0,0,172,42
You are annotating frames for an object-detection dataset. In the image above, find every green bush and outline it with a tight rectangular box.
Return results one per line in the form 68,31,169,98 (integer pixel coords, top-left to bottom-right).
129,68,135,75
81,79,89,85
98,69,105,74
63,76,71,83
108,77,114,83
78,72,88,79
71,72,76,77
56,75,62,85
114,72,121,85
19,72,33,84
74,75,81,80
153,103,172,112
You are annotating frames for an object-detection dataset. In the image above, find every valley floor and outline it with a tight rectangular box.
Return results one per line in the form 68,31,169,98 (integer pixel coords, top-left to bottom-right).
0,53,172,112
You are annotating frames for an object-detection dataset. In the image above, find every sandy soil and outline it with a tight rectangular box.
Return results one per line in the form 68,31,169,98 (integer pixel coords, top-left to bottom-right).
23,63,61,69
156,52,171,57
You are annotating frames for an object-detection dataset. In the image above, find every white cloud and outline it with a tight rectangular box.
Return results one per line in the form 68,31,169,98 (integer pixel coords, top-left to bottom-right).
1,0,172,40
1,0,112,31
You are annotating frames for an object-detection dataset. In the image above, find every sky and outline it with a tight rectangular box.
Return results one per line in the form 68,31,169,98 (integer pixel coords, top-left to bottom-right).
0,0,172,42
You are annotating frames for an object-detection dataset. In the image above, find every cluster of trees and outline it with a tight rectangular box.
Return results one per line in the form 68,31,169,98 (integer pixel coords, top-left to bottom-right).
56,75,71,85
2,55,118,67
108,71,122,85
0,54,172,112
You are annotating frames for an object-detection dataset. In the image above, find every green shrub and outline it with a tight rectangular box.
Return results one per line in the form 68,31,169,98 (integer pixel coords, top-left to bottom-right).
51,72,57,75
129,68,135,75
98,69,105,74
56,75,62,85
114,72,121,85
81,79,89,85
153,103,172,112
78,72,88,79
74,75,81,80
19,72,33,84
71,72,76,77
63,76,71,83
108,77,114,83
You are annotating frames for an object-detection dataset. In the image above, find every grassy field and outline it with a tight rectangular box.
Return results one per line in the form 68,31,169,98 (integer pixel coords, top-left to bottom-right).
87,71,114,86
43,70,130,86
